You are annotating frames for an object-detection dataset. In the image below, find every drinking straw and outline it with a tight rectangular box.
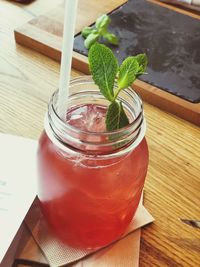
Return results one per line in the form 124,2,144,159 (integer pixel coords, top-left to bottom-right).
58,0,78,119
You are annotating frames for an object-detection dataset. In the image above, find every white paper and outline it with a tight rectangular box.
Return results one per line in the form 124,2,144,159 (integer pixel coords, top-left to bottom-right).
0,133,37,263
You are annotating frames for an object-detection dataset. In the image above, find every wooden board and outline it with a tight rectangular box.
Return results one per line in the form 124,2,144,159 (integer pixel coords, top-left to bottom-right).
14,0,127,61
14,0,200,126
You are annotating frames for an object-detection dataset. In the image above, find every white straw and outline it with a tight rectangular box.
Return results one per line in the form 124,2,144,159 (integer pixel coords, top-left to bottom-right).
58,0,78,119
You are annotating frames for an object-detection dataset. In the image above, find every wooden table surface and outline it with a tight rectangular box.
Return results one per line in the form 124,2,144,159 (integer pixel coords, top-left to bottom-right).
0,0,200,266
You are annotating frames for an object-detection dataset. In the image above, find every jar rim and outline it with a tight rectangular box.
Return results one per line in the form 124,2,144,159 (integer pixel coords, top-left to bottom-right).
46,75,146,157
52,75,143,137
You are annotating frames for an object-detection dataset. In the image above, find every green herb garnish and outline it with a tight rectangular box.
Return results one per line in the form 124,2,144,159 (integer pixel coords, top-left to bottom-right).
82,14,119,49
88,43,147,131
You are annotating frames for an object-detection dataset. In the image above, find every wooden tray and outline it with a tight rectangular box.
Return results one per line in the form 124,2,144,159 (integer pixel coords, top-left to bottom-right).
14,0,127,62
14,0,200,126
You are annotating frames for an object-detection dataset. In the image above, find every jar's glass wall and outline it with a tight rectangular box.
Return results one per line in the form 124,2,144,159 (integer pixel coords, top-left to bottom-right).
37,76,149,249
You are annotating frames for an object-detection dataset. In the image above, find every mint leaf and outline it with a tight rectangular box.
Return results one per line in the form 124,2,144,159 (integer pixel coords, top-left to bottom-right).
134,54,148,74
84,32,99,49
95,14,111,32
104,33,119,45
89,43,118,101
106,101,120,131
82,26,94,38
119,102,129,128
117,55,148,93
117,57,139,91
106,101,129,131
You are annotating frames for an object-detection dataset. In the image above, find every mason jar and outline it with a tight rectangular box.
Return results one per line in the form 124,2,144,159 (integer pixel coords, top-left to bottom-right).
37,76,149,249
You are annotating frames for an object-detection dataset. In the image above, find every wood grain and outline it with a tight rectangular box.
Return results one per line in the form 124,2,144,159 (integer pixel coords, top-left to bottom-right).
0,1,200,267
17,0,127,38
14,0,127,63
149,0,200,17
14,0,127,49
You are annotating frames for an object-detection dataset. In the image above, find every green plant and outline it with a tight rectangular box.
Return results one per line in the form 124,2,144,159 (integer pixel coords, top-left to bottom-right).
88,43,147,131
82,14,119,49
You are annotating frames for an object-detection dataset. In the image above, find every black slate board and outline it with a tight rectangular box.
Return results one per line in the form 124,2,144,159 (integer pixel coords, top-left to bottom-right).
74,0,200,103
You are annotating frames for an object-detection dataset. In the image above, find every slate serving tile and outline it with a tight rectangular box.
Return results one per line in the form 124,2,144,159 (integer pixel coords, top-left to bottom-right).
74,0,200,103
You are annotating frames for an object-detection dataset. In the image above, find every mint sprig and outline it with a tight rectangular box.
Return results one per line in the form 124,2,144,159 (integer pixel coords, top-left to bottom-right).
82,14,119,49
88,43,147,131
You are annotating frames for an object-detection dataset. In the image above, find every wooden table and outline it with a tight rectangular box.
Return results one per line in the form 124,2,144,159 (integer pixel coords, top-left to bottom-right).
0,0,200,266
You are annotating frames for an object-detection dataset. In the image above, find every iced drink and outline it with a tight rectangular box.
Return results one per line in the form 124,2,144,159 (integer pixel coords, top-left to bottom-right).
38,77,149,249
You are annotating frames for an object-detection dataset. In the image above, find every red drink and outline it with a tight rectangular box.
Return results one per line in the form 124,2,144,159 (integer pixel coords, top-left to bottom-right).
38,77,149,249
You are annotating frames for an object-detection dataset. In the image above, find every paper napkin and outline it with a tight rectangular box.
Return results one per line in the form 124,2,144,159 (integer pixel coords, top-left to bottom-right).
25,198,154,267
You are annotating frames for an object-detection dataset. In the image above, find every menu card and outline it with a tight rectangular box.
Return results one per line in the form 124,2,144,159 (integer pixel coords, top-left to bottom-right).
0,133,37,266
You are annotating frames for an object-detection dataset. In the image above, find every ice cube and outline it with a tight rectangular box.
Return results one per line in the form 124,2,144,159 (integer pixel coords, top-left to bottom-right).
66,104,106,132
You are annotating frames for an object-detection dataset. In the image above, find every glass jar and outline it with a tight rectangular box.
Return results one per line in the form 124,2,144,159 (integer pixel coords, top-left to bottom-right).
37,76,149,250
